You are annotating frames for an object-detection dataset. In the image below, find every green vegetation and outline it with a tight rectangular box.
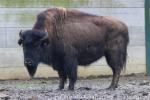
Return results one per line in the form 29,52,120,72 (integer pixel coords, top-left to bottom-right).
0,0,89,7
16,83,33,88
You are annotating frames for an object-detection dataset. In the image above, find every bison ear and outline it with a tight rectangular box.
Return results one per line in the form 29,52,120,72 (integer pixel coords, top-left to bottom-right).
18,39,23,46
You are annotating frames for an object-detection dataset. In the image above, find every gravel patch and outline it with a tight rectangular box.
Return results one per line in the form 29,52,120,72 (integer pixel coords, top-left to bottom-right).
0,74,150,100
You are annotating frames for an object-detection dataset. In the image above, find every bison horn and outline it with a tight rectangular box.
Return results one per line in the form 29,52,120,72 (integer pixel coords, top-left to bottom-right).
40,33,49,46
18,30,23,46
40,32,48,41
19,30,23,38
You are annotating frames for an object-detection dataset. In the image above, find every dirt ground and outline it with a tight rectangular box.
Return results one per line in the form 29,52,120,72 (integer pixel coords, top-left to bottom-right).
0,74,150,100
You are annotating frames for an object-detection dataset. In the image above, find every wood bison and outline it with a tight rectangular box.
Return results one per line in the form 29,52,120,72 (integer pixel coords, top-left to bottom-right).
18,8,129,90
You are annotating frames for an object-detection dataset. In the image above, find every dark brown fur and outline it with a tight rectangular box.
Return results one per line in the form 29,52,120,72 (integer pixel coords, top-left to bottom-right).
19,8,129,90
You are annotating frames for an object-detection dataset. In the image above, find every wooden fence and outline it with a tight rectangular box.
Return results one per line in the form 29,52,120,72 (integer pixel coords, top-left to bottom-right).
0,0,145,79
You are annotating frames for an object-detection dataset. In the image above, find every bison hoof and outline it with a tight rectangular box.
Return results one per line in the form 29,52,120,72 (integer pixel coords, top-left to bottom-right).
56,88,63,91
68,87,74,91
59,87,64,90
106,85,118,90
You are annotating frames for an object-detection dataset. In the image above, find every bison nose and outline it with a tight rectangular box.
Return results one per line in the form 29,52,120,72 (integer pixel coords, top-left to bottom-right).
24,59,33,66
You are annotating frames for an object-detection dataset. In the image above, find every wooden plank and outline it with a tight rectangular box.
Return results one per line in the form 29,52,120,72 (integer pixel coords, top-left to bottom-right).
0,28,6,48
0,46,145,68
0,25,145,48
0,64,145,80
91,46,145,66
0,8,144,27
87,0,144,8
128,26,145,46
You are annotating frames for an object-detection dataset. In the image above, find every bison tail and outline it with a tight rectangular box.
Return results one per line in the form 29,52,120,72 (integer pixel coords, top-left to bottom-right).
121,48,128,72
122,29,129,72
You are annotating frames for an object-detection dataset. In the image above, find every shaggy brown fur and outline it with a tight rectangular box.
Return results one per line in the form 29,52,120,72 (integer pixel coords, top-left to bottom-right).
19,8,129,90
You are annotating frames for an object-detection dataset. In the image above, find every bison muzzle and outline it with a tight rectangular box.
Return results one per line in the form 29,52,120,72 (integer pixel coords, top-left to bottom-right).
18,8,129,90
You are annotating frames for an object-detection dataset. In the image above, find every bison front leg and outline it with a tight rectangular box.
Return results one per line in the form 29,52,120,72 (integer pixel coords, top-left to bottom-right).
58,70,67,90
64,56,78,90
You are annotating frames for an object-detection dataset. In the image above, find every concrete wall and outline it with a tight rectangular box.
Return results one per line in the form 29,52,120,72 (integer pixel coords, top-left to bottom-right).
0,0,145,79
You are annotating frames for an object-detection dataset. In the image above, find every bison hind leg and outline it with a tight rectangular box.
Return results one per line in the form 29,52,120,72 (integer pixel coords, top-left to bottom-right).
105,44,127,90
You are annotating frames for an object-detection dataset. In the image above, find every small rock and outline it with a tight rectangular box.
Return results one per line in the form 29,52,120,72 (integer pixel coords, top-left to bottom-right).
78,87,92,90
0,88,8,92
41,81,47,84
142,92,149,96
138,91,149,96
139,80,149,86
113,94,117,98
129,81,136,85
28,96,38,100
0,93,10,100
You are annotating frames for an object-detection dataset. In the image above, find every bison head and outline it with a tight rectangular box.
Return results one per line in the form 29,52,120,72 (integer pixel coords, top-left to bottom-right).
18,30,49,78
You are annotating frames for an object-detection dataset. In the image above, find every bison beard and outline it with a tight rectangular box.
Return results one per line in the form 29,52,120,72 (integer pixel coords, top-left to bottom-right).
18,8,129,90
